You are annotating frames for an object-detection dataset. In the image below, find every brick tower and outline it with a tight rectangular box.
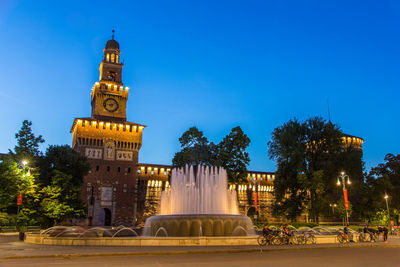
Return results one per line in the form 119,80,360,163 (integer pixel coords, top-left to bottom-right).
70,32,145,226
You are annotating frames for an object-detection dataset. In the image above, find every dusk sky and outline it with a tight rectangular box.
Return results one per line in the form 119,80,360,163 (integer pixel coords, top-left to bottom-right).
0,0,399,172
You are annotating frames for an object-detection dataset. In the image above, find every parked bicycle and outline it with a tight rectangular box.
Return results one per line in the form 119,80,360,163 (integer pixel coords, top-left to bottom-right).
337,232,354,243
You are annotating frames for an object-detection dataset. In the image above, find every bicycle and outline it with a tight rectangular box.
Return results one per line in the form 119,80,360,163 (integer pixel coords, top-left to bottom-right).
337,232,353,243
257,230,279,246
303,232,316,244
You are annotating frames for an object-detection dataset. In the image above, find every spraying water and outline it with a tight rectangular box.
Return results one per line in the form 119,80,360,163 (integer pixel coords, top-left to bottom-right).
159,165,239,215
142,165,254,237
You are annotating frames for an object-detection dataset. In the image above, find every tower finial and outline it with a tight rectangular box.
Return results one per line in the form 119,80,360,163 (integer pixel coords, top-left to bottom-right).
112,29,115,40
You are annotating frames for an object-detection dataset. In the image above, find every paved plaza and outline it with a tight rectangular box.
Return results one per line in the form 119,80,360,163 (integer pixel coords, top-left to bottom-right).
2,246,400,267
1,234,400,266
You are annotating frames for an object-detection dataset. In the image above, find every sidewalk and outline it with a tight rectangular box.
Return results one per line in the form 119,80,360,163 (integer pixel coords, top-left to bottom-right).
1,233,399,260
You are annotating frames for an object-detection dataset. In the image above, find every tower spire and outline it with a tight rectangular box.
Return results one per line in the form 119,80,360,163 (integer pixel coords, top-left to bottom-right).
112,29,115,40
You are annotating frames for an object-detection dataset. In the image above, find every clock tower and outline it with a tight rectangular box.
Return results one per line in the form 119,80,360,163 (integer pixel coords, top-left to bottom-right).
70,32,145,226
91,31,127,121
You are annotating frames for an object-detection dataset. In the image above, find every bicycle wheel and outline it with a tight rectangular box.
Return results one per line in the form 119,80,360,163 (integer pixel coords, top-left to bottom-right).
293,235,303,245
257,235,267,246
337,234,344,243
358,233,365,242
271,236,281,245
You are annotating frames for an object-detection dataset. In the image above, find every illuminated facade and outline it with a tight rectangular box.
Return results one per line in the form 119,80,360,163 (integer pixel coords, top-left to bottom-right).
71,35,364,225
71,35,145,226
135,164,280,223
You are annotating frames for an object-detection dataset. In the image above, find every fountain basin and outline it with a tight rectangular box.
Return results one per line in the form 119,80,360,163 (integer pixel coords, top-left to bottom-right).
142,214,255,237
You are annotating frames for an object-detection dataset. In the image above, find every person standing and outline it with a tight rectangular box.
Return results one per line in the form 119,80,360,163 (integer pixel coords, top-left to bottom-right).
382,226,388,242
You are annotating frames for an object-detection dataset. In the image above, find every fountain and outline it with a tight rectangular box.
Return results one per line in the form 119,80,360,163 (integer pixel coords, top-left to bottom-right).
142,165,255,237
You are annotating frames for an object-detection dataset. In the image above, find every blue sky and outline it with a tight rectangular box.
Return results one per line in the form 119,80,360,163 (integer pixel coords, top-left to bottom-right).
0,0,399,172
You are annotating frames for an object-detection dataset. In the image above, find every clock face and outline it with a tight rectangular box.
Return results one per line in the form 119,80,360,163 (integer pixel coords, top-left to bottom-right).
103,98,119,112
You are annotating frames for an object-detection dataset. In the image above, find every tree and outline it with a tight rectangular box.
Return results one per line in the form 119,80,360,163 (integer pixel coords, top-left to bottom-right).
172,127,218,167
0,156,39,212
304,118,344,221
172,126,251,184
38,145,91,187
268,117,364,222
268,119,308,221
12,120,44,162
361,154,400,224
370,154,400,207
37,145,90,227
216,126,250,184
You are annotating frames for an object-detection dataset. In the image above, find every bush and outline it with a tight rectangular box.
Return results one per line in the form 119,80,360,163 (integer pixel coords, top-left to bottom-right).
0,212,9,226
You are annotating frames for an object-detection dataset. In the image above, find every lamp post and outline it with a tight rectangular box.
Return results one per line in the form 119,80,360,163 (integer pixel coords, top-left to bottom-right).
384,194,390,227
337,172,351,226
17,160,31,216
251,178,258,225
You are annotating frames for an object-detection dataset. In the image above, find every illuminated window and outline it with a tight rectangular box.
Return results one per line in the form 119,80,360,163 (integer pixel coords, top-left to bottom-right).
111,54,115,63
106,54,110,62
116,55,119,63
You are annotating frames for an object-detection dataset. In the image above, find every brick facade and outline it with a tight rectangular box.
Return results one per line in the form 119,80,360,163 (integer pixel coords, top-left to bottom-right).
71,35,144,226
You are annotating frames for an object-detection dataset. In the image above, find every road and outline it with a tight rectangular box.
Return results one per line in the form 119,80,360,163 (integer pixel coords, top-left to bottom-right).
1,246,400,267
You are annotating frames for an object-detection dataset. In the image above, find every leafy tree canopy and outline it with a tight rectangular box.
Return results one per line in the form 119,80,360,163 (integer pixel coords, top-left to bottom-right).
172,127,217,167
172,126,251,183
38,145,91,187
268,117,364,222
12,120,44,161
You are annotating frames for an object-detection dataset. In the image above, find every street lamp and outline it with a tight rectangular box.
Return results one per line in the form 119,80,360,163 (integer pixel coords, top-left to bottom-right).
20,160,30,176
384,194,390,227
337,172,351,226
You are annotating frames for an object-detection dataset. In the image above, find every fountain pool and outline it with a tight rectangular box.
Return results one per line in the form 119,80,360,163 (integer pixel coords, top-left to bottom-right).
142,165,255,237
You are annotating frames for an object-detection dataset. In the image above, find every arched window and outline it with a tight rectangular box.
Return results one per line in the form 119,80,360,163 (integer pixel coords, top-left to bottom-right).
111,54,115,63
106,54,110,62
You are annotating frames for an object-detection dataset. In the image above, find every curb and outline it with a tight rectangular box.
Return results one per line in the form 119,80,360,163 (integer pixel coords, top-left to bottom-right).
1,243,400,260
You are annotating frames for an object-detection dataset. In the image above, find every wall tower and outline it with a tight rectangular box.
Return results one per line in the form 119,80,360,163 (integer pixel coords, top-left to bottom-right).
70,32,145,226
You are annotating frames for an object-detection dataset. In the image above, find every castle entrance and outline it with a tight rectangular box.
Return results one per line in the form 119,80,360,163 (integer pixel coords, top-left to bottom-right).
103,208,112,226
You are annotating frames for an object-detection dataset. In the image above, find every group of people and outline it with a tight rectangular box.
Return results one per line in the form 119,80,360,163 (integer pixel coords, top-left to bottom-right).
263,223,390,243
263,224,292,237
343,224,389,242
